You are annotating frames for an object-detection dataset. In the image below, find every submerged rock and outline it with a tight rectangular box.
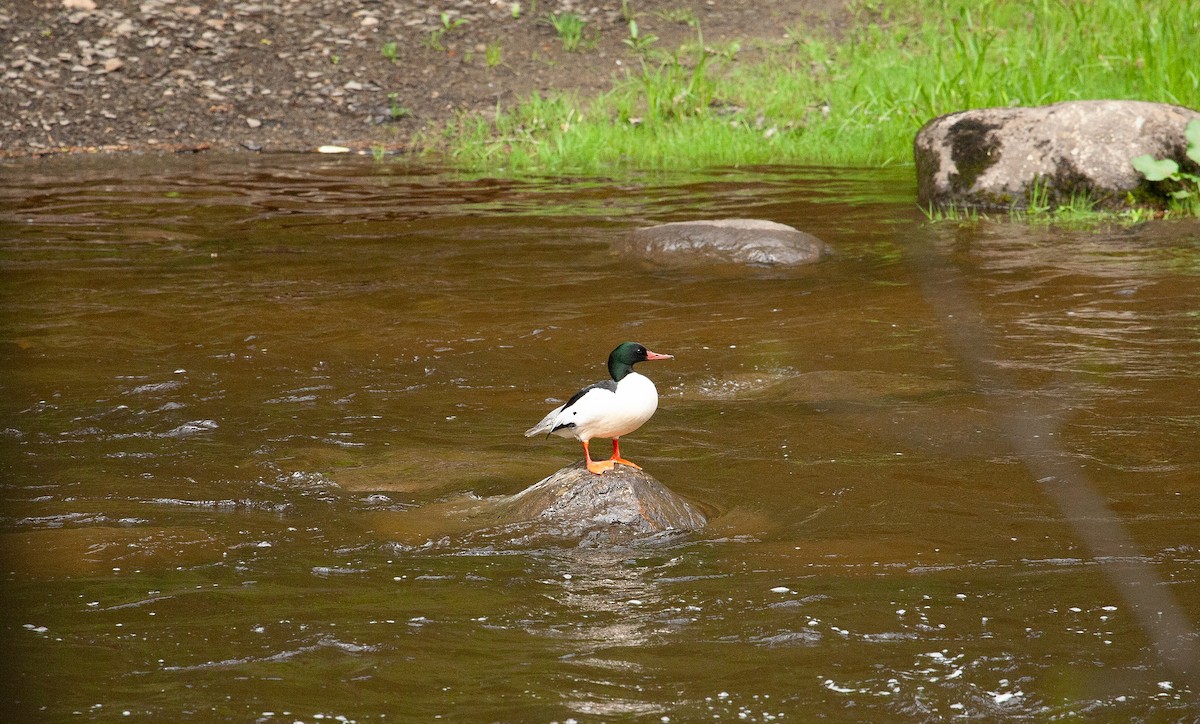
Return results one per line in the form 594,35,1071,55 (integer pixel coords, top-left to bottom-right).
366,462,709,548
621,219,831,267
914,100,1200,210
486,461,708,546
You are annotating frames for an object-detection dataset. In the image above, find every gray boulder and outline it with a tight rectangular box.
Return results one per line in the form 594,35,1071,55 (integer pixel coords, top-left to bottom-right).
622,219,831,266
914,100,1200,210
485,461,708,546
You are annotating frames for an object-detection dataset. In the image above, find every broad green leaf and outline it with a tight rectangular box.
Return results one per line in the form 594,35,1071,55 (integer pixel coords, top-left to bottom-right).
1187,119,1200,164
1132,154,1178,181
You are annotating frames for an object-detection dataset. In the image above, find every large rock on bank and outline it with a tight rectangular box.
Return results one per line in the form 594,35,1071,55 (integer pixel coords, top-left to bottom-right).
621,219,831,267
488,461,708,545
914,100,1200,210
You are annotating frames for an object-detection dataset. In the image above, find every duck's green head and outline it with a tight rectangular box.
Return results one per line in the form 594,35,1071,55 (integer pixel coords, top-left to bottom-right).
607,341,673,381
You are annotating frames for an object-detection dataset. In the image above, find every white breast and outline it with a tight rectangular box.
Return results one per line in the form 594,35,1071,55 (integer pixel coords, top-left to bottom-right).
589,372,658,439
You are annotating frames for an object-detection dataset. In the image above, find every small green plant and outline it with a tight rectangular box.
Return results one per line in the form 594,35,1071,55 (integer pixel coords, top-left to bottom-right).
617,39,717,123
1014,191,1104,225
549,12,587,52
486,43,503,68
1023,176,1053,215
654,7,698,27
426,11,468,52
510,2,521,19
1131,119,1200,204
620,0,636,22
387,93,411,120
330,54,341,65
623,19,657,53
380,41,398,62
922,202,985,223
371,144,387,162
1121,206,1155,224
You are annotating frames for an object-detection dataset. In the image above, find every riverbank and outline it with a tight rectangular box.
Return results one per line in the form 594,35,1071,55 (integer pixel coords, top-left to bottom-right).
3,0,1197,175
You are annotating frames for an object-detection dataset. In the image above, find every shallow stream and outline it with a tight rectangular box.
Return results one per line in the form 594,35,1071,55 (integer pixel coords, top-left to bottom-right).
2,156,1198,719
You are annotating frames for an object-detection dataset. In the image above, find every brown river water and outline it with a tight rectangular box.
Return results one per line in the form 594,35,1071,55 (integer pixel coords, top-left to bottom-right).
1,155,1198,720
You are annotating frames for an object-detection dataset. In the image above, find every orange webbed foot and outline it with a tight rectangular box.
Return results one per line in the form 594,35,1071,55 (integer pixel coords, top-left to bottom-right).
586,459,617,474
608,439,641,470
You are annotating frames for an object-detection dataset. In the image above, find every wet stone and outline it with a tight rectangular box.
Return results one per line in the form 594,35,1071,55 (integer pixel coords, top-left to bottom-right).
621,219,831,267
483,461,709,545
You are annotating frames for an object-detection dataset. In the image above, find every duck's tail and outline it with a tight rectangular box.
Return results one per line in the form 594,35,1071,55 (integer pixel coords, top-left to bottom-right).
525,404,564,437
524,421,550,438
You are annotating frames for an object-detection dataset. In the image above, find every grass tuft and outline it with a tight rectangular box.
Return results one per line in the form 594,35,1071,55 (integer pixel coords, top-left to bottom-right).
548,12,588,52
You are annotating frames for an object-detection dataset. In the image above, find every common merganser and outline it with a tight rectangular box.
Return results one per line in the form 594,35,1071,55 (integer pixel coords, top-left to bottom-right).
525,342,674,474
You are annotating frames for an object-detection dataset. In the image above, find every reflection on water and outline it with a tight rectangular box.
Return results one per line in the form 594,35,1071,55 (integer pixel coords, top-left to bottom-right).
1,155,1198,719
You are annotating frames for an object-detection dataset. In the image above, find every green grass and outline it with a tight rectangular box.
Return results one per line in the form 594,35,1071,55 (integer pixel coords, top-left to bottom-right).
923,185,1198,225
923,195,1114,226
431,0,1200,173
548,12,587,52
485,43,503,68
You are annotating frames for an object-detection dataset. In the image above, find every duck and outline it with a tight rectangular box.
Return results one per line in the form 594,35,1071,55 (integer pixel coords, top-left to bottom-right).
525,341,674,474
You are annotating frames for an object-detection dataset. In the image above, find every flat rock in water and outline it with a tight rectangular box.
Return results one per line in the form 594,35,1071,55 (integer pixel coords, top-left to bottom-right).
621,219,831,267
914,100,1200,210
487,461,708,545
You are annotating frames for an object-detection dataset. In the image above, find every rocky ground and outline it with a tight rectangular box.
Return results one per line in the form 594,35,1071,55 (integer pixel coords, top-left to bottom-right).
0,0,846,157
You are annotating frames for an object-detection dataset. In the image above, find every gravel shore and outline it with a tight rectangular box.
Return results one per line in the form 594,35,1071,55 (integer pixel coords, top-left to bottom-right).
1,0,843,157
